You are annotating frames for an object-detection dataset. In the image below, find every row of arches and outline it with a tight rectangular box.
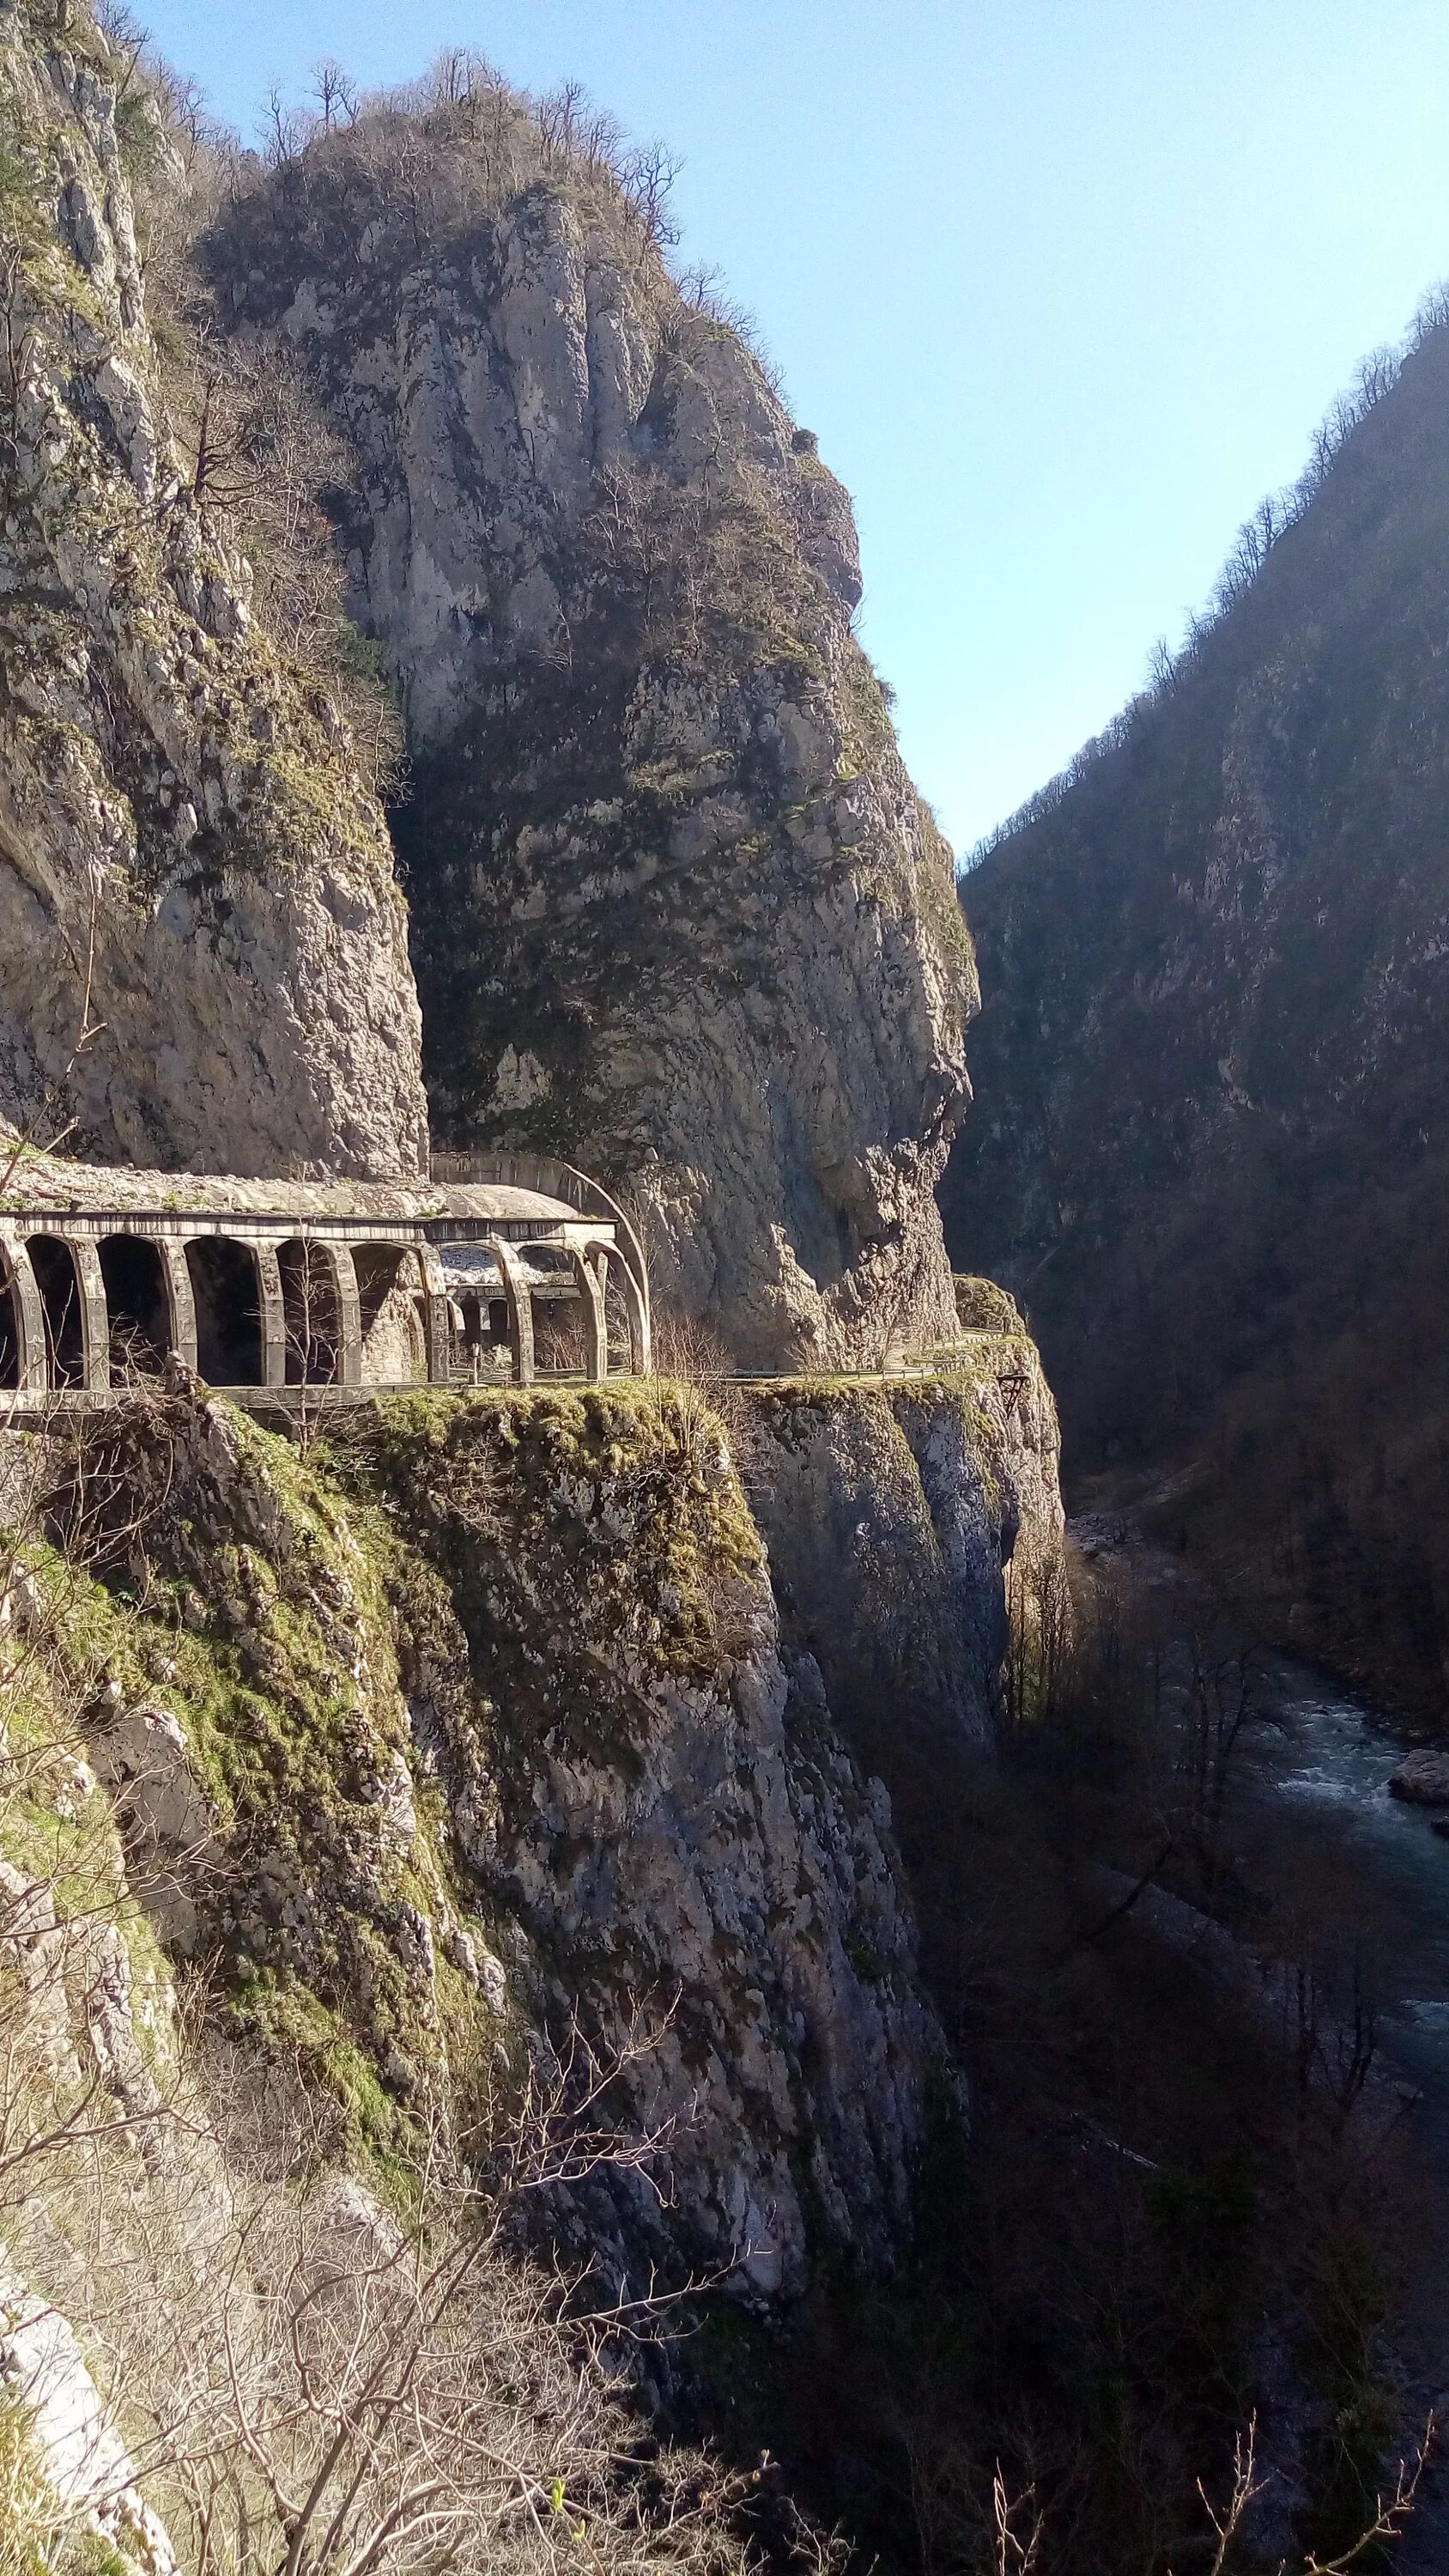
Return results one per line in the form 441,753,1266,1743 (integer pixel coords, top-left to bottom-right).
0,1227,650,1400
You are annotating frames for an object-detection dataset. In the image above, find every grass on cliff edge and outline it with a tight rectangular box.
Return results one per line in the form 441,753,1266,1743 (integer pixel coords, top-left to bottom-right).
325,1380,768,1712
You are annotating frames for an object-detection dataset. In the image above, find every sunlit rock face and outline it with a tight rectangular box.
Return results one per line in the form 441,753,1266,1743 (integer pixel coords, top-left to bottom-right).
0,15,427,1177
209,125,974,1364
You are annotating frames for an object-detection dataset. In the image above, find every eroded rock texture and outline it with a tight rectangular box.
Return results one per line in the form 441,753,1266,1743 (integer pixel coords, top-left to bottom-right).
343,1388,943,2294
744,1355,1064,1775
0,11,427,1175
207,123,973,1364
51,1382,943,2298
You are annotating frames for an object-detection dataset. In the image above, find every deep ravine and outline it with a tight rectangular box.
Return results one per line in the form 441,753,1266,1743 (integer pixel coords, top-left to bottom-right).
1076,1502,1449,2564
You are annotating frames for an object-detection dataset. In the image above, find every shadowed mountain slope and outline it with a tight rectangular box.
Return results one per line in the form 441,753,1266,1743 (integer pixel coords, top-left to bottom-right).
943,307,1449,1717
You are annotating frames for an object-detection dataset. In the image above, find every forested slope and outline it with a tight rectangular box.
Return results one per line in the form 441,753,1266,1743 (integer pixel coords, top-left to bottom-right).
943,307,1449,1717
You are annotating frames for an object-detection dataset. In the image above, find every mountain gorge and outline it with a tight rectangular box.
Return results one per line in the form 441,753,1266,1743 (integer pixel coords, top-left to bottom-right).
2,8,1435,2573
943,310,1449,1719
0,14,1083,2573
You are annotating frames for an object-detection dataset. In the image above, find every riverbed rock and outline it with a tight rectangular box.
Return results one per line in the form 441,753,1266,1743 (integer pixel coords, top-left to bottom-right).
1389,1750,1449,1805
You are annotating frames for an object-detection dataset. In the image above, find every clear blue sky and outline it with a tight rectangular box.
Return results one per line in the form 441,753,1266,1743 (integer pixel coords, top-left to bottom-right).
141,0,1449,855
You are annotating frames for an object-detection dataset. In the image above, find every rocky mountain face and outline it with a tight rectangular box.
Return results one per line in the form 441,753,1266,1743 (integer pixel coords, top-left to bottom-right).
0,3,427,1176
0,1347,1071,2569
0,17,1080,2562
746,1358,1062,1777
200,101,973,1367
43,1381,944,2299
943,310,1449,1715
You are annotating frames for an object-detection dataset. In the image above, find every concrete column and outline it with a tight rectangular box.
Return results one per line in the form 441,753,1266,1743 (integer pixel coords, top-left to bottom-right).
70,1238,111,1392
609,1246,652,1376
485,1236,534,1388
567,1248,608,1382
417,1247,452,1386
160,1241,199,1373
0,1236,47,1398
323,1242,363,1388
252,1242,287,1388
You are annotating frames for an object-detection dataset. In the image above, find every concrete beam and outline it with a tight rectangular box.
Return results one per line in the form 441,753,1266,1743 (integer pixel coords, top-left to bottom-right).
70,1239,111,1392
160,1241,198,1373
252,1242,287,1388
416,1245,452,1386
485,1236,535,1388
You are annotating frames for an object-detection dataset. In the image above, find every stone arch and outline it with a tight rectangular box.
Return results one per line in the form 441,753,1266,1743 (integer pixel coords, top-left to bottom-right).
277,1238,340,1386
602,1246,652,1375
0,1248,20,1392
98,1234,172,1380
567,1248,608,1383
0,1240,44,1400
185,1238,265,1387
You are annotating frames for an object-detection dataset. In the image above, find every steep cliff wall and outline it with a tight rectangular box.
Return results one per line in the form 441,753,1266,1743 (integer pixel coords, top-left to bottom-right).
743,1349,1063,1789
943,308,1449,1716
0,5,427,1176
201,91,972,1364
33,1380,943,2299
0,1410,786,2574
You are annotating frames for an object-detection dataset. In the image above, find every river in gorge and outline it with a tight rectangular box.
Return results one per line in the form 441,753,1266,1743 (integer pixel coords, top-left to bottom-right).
1073,1511,1449,2566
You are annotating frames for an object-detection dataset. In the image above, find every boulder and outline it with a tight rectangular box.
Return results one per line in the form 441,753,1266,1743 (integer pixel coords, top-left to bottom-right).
1388,1748,1449,1804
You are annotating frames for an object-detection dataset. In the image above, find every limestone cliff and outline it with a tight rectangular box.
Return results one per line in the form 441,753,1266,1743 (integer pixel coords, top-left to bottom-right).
37,1380,943,2299
743,1344,1064,1784
202,87,973,1365
0,4,427,1176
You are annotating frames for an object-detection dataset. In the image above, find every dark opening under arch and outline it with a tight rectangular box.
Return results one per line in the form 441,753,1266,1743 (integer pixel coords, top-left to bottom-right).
277,1239,341,1385
99,1235,171,1381
186,1239,264,1387
27,1236,85,1388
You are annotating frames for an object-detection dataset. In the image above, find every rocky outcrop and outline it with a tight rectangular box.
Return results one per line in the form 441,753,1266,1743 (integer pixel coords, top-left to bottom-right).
204,101,973,1364
0,8,427,1176
1388,1751,1449,1805
743,1347,1064,1784
51,1382,943,2297
337,1388,944,2293
0,2244,178,2576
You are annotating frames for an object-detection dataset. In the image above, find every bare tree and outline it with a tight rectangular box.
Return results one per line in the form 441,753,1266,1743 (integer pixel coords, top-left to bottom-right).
310,60,358,132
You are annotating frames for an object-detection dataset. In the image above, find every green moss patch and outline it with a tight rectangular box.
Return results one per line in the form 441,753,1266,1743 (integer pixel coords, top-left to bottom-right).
329,1383,767,1766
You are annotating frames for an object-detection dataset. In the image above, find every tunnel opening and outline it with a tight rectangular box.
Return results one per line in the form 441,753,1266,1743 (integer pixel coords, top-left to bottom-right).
99,1235,172,1381
187,1239,264,1386
28,1237,86,1388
